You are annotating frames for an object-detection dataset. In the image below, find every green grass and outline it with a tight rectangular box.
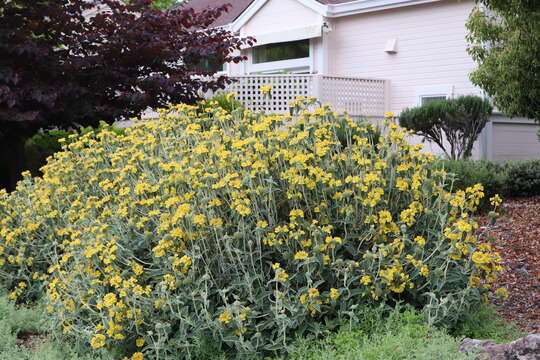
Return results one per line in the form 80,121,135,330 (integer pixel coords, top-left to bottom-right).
0,293,522,360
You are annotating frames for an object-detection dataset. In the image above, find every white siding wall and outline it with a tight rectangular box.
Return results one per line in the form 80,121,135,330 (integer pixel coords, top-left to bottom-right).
326,0,480,114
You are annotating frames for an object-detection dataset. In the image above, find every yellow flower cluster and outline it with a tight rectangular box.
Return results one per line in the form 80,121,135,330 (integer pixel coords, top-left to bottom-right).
0,95,503,358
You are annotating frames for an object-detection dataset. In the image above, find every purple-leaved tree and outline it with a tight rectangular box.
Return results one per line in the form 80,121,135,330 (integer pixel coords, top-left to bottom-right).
0,0,252,189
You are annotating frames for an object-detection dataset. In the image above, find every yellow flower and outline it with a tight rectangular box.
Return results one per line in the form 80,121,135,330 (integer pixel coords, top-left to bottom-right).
489,194,502,207
495,287,509,300
218,312,232,324
193,214,206,226
132,352,144,360
308,288,319,298
384,112,395,118
260,85,273,94
330,288,340,300
469,276,481,287
414,236,426,246
90,334,106,348
420,265,429,277
360,275,371,285
226,92,237,101
277,270,289,282
103,293,117,307
233,327,247,336
257,220,268,228
136,338,145,347
471,251,489,264
210,218,223,227
294,251,309,260
378,210,392,224
271,263,280,270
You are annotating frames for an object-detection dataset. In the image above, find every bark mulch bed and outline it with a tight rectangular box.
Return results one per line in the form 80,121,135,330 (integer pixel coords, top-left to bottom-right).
477,196,540,334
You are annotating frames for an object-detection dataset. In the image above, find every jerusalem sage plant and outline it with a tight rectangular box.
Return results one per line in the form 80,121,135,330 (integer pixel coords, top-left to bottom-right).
0,97,503,359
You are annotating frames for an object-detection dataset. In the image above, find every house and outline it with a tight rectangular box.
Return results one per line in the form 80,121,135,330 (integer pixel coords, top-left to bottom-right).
185,0,540,161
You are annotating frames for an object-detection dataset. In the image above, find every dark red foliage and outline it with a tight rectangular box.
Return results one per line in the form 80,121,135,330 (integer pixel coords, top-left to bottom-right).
0,0,253,134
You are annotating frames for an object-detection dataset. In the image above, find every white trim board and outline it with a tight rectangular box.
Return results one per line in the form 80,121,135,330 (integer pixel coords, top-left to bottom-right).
232,0,327,32
248,23,323,47
231,0,444,32
325,0,442,17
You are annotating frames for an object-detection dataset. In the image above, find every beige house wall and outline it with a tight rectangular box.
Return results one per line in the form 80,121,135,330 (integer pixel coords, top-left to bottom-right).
326,0,480,114
225,0,539,160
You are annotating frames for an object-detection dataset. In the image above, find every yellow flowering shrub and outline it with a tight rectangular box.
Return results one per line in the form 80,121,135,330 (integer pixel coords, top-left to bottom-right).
0,97,502,358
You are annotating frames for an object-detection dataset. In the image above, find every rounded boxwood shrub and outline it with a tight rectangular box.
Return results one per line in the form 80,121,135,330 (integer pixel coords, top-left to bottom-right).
0,98,502,359
504,159,540,197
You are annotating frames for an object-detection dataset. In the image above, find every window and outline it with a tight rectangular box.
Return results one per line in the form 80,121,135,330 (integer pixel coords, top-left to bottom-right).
414,85,454,106
252,39,310,64
192,58,225,74
420,95,447,105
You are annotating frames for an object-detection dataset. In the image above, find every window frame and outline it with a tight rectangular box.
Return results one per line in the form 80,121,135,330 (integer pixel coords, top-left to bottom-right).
414,85,454,106
248,39,312,74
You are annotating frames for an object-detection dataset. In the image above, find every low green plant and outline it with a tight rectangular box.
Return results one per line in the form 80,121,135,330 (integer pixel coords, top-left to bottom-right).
0,291,120,360
503,159,540,197
199,93,244,114
452,304,522,343
285,307,475,360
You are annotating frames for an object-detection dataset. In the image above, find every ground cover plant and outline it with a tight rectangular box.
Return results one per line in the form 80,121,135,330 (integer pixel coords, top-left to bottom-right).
0,97,504,359
285,306,476,360
0,291,520,360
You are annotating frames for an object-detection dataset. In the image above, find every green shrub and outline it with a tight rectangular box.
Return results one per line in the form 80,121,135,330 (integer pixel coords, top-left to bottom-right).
24,130,70,177
0,99,503,359
199,92,244,114
399,96,493,159
503,159,540,197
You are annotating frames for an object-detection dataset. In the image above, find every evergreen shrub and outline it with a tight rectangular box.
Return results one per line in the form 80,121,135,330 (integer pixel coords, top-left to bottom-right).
0,98,502,359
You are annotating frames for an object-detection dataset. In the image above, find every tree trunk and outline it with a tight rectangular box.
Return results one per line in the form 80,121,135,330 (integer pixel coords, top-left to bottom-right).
0,135,26,191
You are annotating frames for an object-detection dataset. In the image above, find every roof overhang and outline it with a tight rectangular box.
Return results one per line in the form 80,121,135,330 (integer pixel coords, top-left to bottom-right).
326,0,443,17
231,0,443,33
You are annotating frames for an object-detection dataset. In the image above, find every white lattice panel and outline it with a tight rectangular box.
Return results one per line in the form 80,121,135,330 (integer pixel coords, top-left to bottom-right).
319,76,387,116
226,75,314,114
223,75,388,117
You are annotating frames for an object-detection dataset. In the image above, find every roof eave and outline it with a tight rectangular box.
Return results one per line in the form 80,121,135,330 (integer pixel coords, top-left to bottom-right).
230,0,443,32
326,0,442,17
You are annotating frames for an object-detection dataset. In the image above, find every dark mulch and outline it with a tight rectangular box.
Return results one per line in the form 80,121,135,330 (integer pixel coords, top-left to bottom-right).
477,196,540,334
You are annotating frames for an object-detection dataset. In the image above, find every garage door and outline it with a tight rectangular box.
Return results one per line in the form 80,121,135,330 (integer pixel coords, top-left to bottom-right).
492,121,540,160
